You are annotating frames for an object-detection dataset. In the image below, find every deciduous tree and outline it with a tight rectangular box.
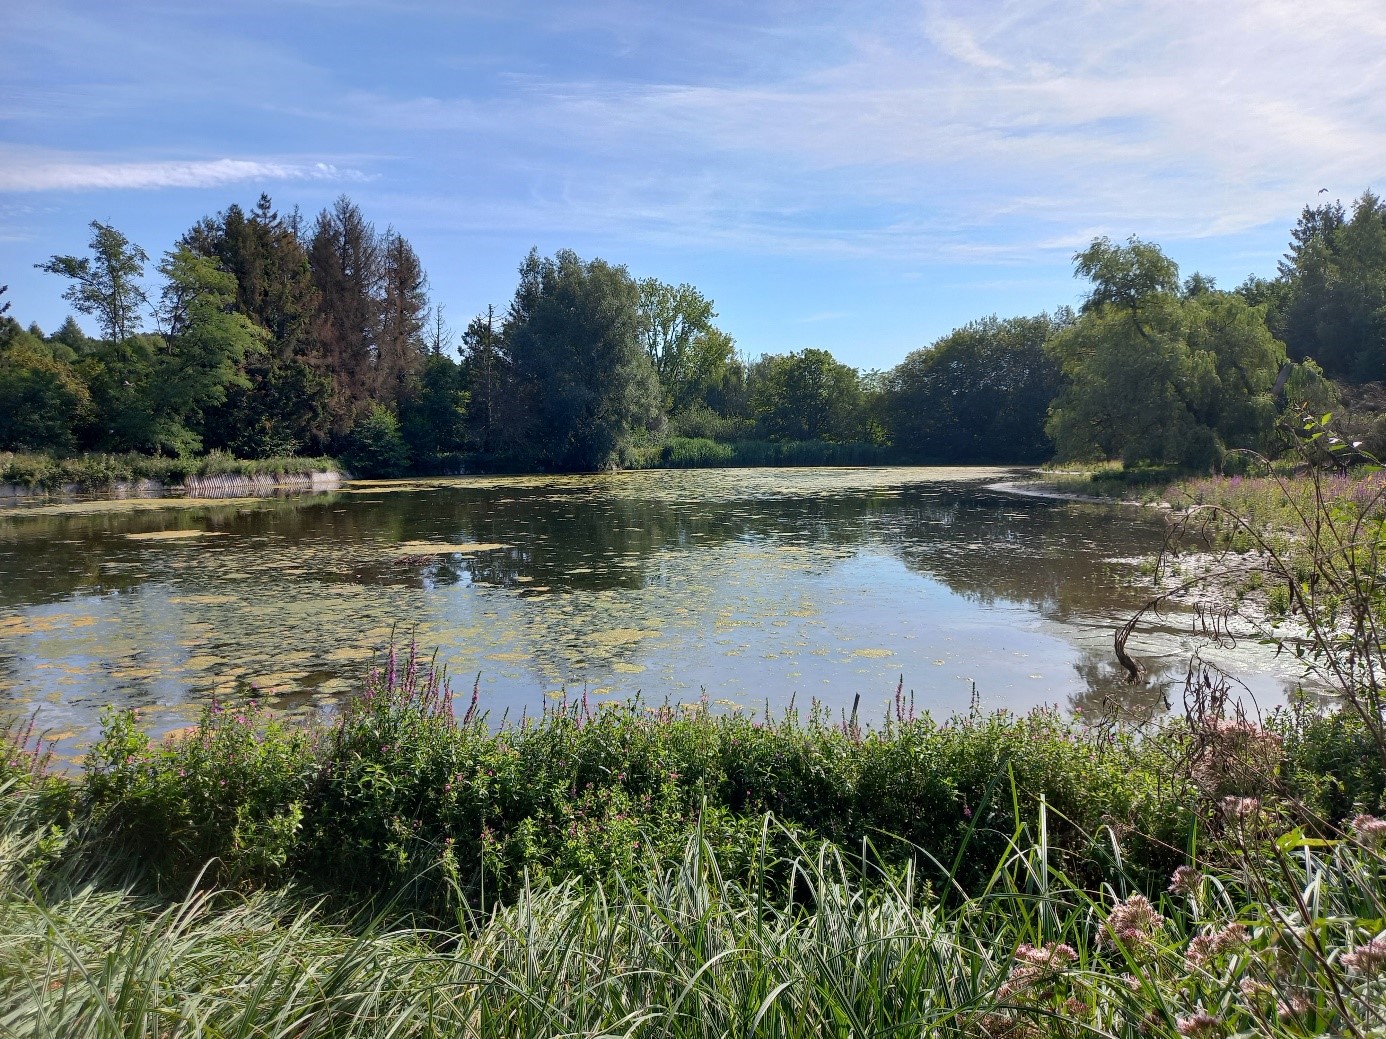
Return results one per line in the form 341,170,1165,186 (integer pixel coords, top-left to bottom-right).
637,279,735,413
748,349,864,442
885,314,1065,462
501,249,660,470
1046,238,1285,469
35,222,149,342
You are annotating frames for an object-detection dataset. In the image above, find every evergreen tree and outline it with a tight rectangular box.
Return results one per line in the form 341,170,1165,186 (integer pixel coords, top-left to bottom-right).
178,196,332,455
377,231,429,408
1277,192,1386,380
309,196,383,433
462,306,506,455
400,353,469,468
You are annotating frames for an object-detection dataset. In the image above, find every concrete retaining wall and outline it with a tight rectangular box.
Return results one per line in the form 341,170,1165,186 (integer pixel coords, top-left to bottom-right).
0,471,342,505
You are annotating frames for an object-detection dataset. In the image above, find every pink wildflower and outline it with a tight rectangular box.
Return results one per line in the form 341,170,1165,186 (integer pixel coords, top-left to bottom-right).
1276,995,1311,1019
1014,942,1077,968
1342,936,1386,973
1350,814,1386,847
1186,923,1249,965
1238,977,1268,999
1103,893,1164,950
1175,1011,1220,1037
1168,865,1203,897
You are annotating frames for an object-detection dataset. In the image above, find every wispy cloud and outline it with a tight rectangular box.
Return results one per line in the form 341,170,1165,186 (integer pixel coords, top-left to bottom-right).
335,0,1386,258
4,0,1385,306
0,157,371,193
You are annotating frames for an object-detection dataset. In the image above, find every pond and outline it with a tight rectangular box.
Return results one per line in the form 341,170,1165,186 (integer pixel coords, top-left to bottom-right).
0,466,1302,761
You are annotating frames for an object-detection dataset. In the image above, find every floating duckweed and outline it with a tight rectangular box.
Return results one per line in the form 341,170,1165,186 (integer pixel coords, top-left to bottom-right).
590,628,660,646
393,541,508,554
124,529,229,541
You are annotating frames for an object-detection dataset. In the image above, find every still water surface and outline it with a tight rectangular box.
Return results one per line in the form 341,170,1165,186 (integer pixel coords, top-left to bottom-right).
0,466,1301,759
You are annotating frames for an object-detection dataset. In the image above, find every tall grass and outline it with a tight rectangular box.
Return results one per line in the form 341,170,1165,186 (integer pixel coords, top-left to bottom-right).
2,772,1384,1038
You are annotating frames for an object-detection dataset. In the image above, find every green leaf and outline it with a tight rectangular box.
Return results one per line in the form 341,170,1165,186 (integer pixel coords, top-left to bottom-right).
1276,827,1336,850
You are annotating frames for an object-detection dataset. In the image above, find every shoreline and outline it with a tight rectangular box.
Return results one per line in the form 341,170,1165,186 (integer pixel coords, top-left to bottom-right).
987,477,1166,507
0,470,342,507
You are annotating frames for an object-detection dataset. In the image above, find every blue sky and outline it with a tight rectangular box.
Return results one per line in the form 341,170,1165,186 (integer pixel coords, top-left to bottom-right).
3,0,1384,370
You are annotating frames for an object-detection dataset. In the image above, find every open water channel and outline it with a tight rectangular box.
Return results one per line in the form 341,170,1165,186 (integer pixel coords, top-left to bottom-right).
0,466,1305,761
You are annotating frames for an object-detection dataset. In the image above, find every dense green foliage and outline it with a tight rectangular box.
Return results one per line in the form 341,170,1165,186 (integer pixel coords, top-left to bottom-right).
73,649,1189,906
1046,237,1293,468
1264,191,1386,382
1,766,1384,1039
37,633,1381,919
885,314,1064,463
11,187,1386,477
495,249,661,471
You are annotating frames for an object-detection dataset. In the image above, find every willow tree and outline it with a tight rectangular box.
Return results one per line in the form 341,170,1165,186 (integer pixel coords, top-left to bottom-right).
1045,237,1285,469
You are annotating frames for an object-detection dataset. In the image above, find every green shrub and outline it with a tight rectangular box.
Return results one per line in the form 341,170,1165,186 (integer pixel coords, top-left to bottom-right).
339,406,411,478
83,700,317,886
67,643,1200,912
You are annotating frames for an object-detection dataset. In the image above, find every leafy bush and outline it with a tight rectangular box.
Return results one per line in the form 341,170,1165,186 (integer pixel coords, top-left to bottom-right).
69,643,1205,912
83,700,317,886
668,403,756,442
339,406,411,478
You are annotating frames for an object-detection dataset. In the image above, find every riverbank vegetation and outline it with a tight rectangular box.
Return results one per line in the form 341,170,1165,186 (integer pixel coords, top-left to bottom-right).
6,189,1385,482
2,639,1384,1036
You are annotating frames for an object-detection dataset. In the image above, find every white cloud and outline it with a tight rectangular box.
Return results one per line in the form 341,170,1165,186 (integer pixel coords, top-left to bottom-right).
0,157,371,193
923,12,1010,71
343,0,1386,258
5,0,1384,265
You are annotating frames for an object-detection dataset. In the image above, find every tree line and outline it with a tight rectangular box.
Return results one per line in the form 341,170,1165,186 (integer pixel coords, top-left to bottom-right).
3,190,1381,475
